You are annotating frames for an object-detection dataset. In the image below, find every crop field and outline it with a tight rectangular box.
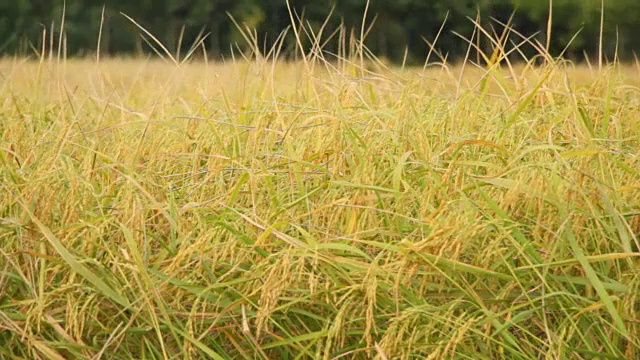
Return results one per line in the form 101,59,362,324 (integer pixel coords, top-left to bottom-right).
1,48,640,358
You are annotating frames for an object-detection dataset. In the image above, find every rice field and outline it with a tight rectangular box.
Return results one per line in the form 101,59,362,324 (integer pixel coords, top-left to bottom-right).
1,50,639,359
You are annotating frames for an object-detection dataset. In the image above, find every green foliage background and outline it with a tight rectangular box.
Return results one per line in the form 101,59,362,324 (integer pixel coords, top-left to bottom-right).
1,0,638,62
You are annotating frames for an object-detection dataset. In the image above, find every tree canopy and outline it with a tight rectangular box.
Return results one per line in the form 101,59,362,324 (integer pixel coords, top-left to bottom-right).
1,0,638,63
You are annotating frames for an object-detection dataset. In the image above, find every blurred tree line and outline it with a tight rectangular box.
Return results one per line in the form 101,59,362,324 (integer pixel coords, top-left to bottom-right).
0,0,638,63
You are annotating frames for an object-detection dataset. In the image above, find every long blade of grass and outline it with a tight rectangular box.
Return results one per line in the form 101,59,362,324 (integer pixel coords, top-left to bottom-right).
11,193,130,308
330,180,401,194
563,217,629,337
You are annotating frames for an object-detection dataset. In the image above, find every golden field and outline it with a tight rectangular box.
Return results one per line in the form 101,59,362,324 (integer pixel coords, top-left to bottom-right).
1,55,639,359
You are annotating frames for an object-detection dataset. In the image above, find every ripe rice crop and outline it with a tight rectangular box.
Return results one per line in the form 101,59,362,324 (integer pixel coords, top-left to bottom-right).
1,17,640,359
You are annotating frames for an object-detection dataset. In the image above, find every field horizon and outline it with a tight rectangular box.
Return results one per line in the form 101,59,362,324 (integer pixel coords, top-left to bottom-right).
1,53,640,359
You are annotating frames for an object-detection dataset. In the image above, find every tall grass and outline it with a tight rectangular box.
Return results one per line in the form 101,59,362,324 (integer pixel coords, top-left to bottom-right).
1,10,639,359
